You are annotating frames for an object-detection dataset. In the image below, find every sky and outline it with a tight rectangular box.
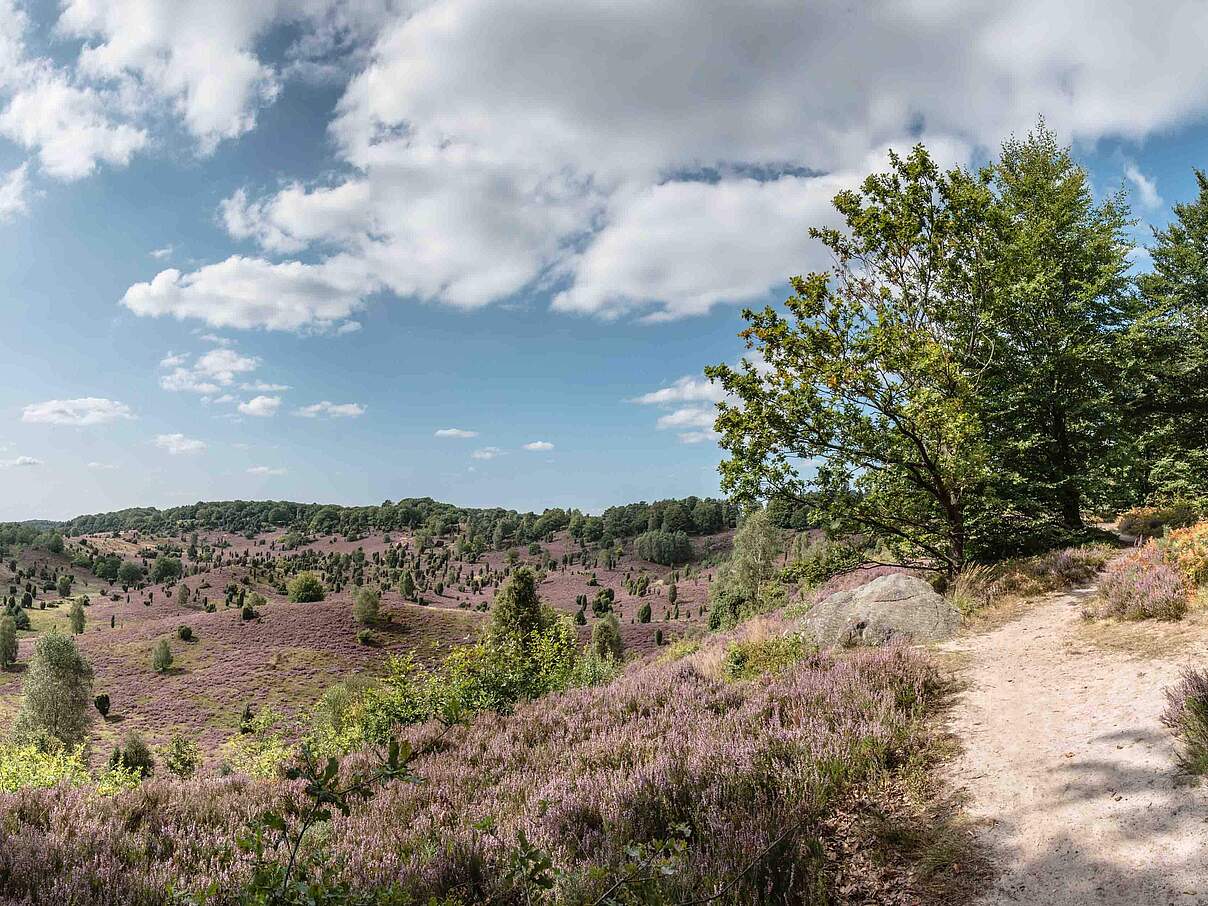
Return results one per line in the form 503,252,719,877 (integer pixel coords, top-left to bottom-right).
0,0,1206,520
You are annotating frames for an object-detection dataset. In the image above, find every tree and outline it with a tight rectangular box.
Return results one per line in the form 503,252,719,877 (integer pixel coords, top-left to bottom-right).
118,561,143,588
979,124,1133,528
0,615,16,670
56,574,72,598
1132,170,1208,503
591,613,623,660
353,588,380,626
287,572,325,603
152,638,173,673
94,693,110,717
667,582,678,606
163,733,201,778
151,556,182,584
399,570,416,601
708,145,998,575
708,508,785,631
12,632,93,748
46,533,64,555
68,599,85,634
485,567,550,646
110,731,154,778
638,601,652,624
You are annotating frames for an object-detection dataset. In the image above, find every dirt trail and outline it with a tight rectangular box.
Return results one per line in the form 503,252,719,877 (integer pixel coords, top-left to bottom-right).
942,587,1208,905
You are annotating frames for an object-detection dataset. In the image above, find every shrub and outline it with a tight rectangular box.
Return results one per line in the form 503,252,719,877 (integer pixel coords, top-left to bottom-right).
150,555,183,583
591,613,624,660
1119,501,1200,538
109,731,154,778
162,734,201,779
287,572,325,603
1095,544,1188,621
722,632,816,681
177,625,193,642
1162,521,1208,586
94,693,110,717
1162,668,1208,774
0,741,90,792
356,629,374,646
634,529,692,565
152,639,174,673
68,600,85,634
785,536,863,587
241,603,256,621
637,601,652,623
353,588,380,625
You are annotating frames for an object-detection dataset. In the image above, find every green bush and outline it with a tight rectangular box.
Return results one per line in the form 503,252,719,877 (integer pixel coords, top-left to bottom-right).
152,639,173,673
1162,668,1208,774
162,734,200,779
721,632,816,681
109,731,154,778
287,572,325,603
591,613,624,660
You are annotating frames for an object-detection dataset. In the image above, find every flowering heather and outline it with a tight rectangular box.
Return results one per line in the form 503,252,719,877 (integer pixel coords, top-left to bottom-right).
1162,667,1208,774
1095,543,1189,621
0,638,939,904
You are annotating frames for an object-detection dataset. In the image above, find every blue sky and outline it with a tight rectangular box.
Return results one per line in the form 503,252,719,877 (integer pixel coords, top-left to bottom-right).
0,0,1205,520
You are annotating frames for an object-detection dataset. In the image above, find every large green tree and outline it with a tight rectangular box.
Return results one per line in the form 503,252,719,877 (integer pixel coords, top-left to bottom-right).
709,146,997,575
12,631,94,749
1131,170,1208,502
979,125,1133,527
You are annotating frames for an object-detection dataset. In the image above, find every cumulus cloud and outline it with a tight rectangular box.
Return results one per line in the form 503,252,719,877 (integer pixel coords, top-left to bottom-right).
633,374,726,445
238,395,281,417
435,427,478,438
150,245,174,260
22,397,134,426
522,440,553,451
154,433,205,454
293,400,365,418
471,446,502,460
160,348,260,393
121,255,377,332
242,381,291,392
630,375,726,405
86,460,118,469
247,465,286,476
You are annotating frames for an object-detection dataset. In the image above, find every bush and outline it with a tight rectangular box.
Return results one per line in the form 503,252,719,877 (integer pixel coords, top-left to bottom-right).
1119,501,1200,538
356,629,374,646
591,613,624,660
68,600,85,634
637,601,652,623
1095,544,1188,621
287,571,325,603
1162,668,1208,774
353,588,380,625
12,632,93,749
241,603,256,621
162,734,201,779
109,731,154,778
722,632,815,681
94,693,109,717
150,555,183,583
177,625,193,642
0,615,16,670
1162,521,1208,585
784,537,863,587
634,529,692,565
152,639,174,673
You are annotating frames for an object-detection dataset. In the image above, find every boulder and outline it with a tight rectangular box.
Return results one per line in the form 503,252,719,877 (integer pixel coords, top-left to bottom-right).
801,573,960,648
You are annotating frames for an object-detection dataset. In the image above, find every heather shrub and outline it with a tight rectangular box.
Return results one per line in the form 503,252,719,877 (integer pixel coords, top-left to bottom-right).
1095,543,1189,620
721,632,815,680
12,631,93,749
1162,668,1208,774
1162,521,1208,585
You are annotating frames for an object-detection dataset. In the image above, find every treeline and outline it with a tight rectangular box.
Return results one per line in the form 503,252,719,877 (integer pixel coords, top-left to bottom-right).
41,494,735,550
710,122,1208,576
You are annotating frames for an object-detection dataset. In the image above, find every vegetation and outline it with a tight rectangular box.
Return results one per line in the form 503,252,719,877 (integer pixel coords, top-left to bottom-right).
12,632,93,749
287,571,326,603
152,639,174,673
1163,668,1208,775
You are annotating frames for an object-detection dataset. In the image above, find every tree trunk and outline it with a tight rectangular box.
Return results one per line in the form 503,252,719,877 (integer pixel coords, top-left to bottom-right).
1052,409,1084,530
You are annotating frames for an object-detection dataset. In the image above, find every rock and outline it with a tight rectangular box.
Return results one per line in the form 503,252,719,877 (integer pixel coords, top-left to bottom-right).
801,573,960,648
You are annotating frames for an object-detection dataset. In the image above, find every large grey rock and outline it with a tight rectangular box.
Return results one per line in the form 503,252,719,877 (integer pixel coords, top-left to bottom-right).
802,573,960,648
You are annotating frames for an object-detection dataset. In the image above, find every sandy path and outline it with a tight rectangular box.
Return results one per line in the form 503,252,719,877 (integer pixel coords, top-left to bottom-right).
943,587,1208,905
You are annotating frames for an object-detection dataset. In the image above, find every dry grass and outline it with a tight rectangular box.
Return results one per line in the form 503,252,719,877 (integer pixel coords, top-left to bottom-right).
1075,590,1208,660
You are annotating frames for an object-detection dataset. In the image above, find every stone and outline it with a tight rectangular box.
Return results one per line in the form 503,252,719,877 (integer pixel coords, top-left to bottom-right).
801,573,960,647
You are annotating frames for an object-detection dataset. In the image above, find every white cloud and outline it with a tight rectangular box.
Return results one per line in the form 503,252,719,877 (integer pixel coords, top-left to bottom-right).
122,255,377,331
0,161,29,220
87,460,118,469
150,245,173,260
471,446,502,460
676,431,718,445
631,375,726,406
522,440,553,451
656,408,717,431
1124,161,1162,210
241,381,290,392
238,395,281,417
154,433,205,455
0,454,40,468
293,400,365,418
435,427,478,438
22,397,134,426
198,333,234,346
160,347,261,393
247,465,286,476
